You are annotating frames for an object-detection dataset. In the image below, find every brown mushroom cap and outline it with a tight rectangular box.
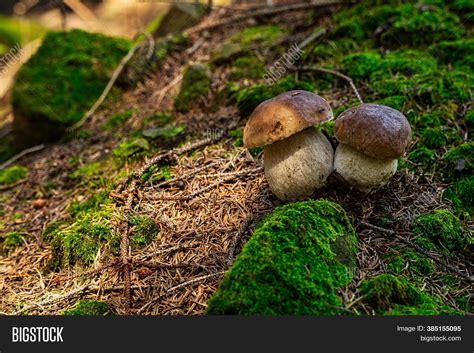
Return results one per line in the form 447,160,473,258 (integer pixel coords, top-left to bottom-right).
243,90,333,148
334,103,411,159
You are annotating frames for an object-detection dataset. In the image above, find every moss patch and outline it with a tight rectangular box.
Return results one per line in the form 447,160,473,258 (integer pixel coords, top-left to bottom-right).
63,300,109,316
174,64,211,113
386,248,435,277
102,109,138,130
130,215,158,247
0,166,27,185
1,231,28,253
444,175,474,216
12,29,131,143
411,209,469,253
359,274,460,314
206,200,357,315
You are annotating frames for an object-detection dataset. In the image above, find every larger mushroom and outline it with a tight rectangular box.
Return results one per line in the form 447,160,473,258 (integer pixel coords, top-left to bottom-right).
243,90,334,201
333,103,411,192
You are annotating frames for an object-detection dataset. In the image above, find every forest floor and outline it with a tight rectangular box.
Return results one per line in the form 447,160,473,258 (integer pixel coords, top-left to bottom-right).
0,1,472,315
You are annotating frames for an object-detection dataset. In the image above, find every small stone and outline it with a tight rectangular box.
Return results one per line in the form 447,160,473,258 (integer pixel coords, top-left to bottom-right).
32,199,46,209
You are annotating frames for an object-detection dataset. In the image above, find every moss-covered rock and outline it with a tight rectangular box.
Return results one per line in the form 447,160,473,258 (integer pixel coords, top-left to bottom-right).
360,274,423,312
12,29,131,146
206,200,358,315
153,2,205,37
174,64,211,113
412,209,469,253
63,300,109,316
359,273,461,315
0,165,27,185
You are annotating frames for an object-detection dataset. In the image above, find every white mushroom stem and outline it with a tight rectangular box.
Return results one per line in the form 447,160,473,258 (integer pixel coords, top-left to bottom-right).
334,143,397,192
263,128,334,201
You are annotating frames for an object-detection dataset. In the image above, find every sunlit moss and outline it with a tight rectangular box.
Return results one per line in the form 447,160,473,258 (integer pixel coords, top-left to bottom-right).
12,29,131,142
0,166,28,185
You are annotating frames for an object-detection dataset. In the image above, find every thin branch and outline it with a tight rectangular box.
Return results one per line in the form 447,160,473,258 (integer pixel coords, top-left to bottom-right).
136,271,227,314
296,66,363,104
359,221,473,283
185,0,346,36
69,31,154,130
0,144,45,170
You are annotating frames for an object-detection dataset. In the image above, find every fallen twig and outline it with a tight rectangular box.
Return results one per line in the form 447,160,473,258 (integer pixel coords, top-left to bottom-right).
227,214,256,265
185,0,345,36
136,270,227,314
70,32,155,130
296,66,363,104
0,144,45,170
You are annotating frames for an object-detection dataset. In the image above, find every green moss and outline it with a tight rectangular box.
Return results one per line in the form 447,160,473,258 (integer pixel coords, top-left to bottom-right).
374,96,407,111
206,200,357,315
386,248,435,276
44,208,115,269
63,300,109,316
342,51,382,80
68,191,110,218
142,124,186,140
69,162,103,180
232,76,315,117
415,112,443,128
229,128,243,147
420,127,447,148
1,231,28,253
230,56,266,80
0,166,28,185
388,302,461,315
12,29,131,142
174,64,211,113
130,215,158,247
140,165,173,183
465,109,474,126
143,112,173,126
381,6,463,47
332,19,365,41
0,136,17,164
112,138,150,165
406,147,437,170
0,16,46,47
443,142,474,177
360,274,424,312
102,109,138,130
412,209,468,253
230,25,287,47
429,38,474,70
443,175,474,215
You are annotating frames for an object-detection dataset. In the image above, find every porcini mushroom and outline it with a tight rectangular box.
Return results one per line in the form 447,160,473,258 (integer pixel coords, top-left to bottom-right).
333,103,411,192
243,90,334,201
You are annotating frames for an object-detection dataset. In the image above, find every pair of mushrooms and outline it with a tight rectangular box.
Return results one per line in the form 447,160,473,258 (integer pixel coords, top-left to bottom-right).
243,90,411,201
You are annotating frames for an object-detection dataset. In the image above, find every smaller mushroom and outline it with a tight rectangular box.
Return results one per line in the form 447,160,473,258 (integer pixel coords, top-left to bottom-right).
333,103,411,192
244,90,334,201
